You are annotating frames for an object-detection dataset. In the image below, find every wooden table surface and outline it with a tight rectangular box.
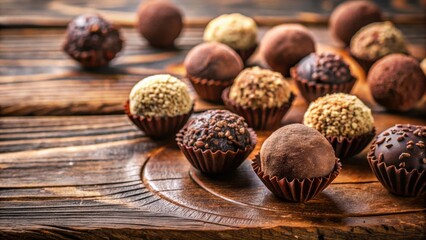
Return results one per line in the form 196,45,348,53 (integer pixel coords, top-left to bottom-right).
1,1,425,239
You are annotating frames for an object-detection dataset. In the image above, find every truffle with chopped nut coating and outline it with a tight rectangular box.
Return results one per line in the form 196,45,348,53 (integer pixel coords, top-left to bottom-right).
260,124,336,179
129,74,193,117
371,124,425,171
63,14,123,68
229,67,292,109
368,54,426,111
182,110,252,152
304,93,374,138
203,13,257,50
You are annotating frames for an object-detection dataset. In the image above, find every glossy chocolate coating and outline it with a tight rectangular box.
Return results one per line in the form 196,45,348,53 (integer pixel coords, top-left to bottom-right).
373,124,426,171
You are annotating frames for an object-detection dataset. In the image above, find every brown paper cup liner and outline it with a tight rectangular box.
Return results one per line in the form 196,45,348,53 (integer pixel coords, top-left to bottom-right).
176,128,257,174
326,128,376,160
124,100,193,140
187,75,233,103
292,68,356,103
233,44,257,63
252,154,342,202
222,88,295,130
367,144,426,197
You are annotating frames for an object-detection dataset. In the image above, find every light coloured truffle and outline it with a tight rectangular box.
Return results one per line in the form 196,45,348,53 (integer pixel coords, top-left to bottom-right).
421,58,426,76
350,22,408,61
203,13,257,50
229,67,292,109
129,74,193,117
304,93,374,138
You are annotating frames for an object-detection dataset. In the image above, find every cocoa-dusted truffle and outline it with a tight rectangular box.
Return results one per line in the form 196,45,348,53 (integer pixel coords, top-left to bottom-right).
296,52,354,84
137,1,183,48
372,124,425,171
260,124,336,179
63,14,123,68
184,42,243,81
259,24,315,76
229,67,292,108
368,54,426,111
350,22,408,63
183,110,252,152
129,74,193,117
329,0,382,46
304,93,374,138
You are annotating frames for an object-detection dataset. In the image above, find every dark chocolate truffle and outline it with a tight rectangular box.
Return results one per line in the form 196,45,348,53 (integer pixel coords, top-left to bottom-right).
296,52,354,83
329,0,382,46
63,14,123,68
183,110,252,152
259,24,315,77
373,124,425,171
368,54,426,111
184,42,243,81
260,124,336,179
137,1,183,48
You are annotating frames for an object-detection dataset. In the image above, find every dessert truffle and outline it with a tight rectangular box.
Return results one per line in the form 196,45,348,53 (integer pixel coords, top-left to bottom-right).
368,54,426,111
372,124,425,172
296,52,354,84
350,22,408,65
229,67,292,109
129,74,193,117
329,0,382,46
184,42,243,81
203,13,257,60
137,1,183,48
421,58,426,75
259,24,315,76
63,14,123,68
260,124,336,179
182,110,252,152
304,93,374,138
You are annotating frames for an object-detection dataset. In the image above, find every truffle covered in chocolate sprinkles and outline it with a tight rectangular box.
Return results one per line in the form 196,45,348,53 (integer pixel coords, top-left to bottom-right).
372,124,426,171
183,110,252,152
296,52,354,84
63,14,123,68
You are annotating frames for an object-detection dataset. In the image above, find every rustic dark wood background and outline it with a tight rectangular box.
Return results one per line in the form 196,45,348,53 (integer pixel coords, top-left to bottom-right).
0,0,425,239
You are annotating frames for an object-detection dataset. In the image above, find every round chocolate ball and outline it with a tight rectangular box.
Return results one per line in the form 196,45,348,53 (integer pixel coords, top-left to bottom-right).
373,124,425,171
296,52,354,84
368,54,426,111
137,1,183,48
183,110,252,152
329,0,382,46
63,14,123,68
260,124,336,179
184,42,243,81
259,24,315,77
129,74,193,117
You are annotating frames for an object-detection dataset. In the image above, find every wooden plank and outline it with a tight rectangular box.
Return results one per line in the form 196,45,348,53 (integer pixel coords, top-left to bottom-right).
1,26,425,116
1,0,425,27
0,114,425,239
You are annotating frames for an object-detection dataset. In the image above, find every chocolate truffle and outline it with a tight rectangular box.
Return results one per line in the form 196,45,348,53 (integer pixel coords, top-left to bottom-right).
259,24,315,76
304,93,374,138
372,124,425,171
203,13,257,50
229,67,292,108
329,0,382,46
260,124,336,179
296,52,354,84
184,42,243,81
137,1,183,48
368,54,426,111
129,74,193,117
350,22,408,63
63,14,123,68
183,110,252,152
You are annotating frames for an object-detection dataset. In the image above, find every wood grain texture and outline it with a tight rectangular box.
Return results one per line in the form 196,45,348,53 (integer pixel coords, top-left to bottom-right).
1,26,425,116
0,113,425,239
